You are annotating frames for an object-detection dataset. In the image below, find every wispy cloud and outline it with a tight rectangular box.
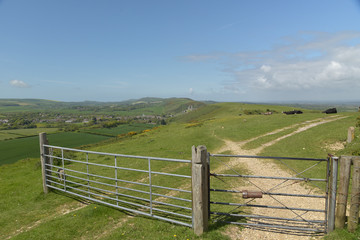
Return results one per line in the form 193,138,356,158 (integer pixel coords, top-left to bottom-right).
185,31,360,100
9,79,30,88
217,22,237,31
232,32,360,91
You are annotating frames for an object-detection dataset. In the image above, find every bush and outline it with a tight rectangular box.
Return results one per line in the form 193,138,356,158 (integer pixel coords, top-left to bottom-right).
102,121,120,128
243,109,263,115
127,131,137,136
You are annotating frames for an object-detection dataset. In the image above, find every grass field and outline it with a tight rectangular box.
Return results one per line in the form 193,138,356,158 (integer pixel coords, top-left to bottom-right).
0,128,59,141
0,132,111,166
1,102,359,239
0,123,159,166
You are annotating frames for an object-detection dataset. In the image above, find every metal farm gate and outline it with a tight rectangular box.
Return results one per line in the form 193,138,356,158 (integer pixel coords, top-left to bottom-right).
208,153,335,235
39,134,193,228
40,133,338,236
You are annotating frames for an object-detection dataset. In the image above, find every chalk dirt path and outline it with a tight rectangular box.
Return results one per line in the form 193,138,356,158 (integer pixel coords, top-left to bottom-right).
214,115,346,240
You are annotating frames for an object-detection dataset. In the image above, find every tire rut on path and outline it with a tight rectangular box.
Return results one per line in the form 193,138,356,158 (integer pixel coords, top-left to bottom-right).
214,116,346,240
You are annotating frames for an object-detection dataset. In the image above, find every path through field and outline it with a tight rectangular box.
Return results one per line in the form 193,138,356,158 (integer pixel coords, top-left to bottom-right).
5,201,89,240
215,115,347,240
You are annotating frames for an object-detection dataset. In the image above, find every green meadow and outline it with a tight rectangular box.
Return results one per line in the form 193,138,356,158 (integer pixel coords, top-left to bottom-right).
0,123,160,166
1,102,359,239
0,132,111,166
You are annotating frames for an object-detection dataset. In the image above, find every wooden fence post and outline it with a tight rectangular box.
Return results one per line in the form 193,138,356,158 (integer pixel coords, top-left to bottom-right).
348,157,360,232
192,145,209,235
335,156,352,228
347,127,355,143
39,133,50,194
328,156,338,232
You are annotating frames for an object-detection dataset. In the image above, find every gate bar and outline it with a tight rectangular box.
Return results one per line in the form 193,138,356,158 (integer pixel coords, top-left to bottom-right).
210,188,326,198
44,144,191,163
46,156,192,179
211,201,325,212
47,184,192,227
210,154,327,162
211,173,326,182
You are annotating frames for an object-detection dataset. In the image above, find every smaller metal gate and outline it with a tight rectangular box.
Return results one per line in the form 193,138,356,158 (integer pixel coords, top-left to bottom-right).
40,139,192,227
208,154,332,235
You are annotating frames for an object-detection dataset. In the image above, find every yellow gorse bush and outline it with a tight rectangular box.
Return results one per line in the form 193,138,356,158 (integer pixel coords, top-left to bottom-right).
185,122,203,128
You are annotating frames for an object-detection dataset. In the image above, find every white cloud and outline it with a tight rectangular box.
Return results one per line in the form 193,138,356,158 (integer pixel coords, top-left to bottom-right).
183,31,360,101
227,32,360,100
256,76,271,89
189,88,194,95
9,79,30,88
260,65,271,73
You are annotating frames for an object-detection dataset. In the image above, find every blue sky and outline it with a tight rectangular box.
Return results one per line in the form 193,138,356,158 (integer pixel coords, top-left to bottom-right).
1,0,360,102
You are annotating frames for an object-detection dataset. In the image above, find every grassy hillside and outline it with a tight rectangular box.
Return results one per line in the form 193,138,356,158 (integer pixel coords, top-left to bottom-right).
0,97,206,116
1,102,359,239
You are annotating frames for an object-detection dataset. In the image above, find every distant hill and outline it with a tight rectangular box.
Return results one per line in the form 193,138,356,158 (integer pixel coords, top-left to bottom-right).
0,98,207,116
1,98,358,116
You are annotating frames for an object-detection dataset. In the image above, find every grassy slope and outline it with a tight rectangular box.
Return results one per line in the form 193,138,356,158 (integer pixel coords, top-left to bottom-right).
1,102,359,239
258,113,357,190
0,98,204,116
260,113,357,158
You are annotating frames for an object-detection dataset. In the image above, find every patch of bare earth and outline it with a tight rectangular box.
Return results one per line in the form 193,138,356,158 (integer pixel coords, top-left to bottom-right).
215,116,346,240
324,142,345,152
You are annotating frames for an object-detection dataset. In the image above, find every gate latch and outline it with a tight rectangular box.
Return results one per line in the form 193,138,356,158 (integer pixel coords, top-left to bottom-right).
242,190,263,199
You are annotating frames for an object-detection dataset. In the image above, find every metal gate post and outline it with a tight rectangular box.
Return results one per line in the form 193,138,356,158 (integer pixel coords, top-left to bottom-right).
328,156,338,232
39,132,50,194
192,145,209,235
